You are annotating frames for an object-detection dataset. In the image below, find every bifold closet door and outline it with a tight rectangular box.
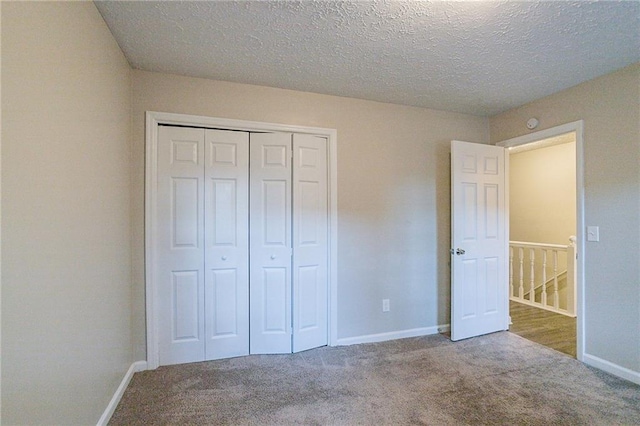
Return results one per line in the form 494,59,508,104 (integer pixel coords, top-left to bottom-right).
250,132,293,354
292,134,328,352
204,129,249,360
157,126,249,365
157,126,328,363
157,126,206,365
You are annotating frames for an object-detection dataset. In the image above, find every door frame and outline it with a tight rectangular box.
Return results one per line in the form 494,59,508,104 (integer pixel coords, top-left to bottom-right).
496,120,584,361
144,111,338,369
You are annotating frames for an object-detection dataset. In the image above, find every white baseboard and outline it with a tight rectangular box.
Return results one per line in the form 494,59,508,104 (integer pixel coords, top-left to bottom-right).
583,353,640,385
336,324,450,346
97,360,148,426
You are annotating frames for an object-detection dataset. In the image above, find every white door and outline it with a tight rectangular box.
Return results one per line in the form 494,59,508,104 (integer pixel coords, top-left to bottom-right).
157,126,206,365
292,134,328,352
156,126,329,363
204,129,249,360
249,132,293,354
450,140,508,341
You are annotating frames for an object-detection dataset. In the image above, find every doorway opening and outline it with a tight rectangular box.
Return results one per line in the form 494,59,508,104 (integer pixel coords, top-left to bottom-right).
497,121,584,360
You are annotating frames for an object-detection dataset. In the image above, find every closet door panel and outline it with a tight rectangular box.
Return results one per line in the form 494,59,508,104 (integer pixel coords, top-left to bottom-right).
155,125,329,364
292,135,328,352
250,132,293,354
204,129,249,360
157,126,206,365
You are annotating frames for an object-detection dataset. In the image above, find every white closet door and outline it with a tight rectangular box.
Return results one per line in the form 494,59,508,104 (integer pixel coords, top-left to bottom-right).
292,135,328,352
204,129,249,360
250,132,293,354
157,126,205,365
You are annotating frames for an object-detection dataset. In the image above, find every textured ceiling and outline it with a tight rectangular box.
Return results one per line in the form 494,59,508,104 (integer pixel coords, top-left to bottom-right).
95,1,640,116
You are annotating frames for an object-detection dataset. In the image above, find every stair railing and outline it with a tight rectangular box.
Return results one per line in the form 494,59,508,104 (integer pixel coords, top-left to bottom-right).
509,236,577,317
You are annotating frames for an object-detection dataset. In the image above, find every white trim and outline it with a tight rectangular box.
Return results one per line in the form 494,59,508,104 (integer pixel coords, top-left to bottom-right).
496,121,582,149
0,2,4,421
145,113,160,370
583,354,640,385
497,120,585,361
336,325,449,346
145,111,338,369
510,298,576,318
503,146,511,331
97,361,148,426
329,135,339,347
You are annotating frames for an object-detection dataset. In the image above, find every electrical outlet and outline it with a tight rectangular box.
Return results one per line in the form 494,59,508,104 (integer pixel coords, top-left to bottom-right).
382,299,390,312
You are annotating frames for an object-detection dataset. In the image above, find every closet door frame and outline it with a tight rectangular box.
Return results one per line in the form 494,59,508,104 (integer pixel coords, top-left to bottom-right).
145,111,338,370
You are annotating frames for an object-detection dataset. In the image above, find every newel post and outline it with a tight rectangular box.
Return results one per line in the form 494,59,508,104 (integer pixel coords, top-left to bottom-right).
567,236,577,316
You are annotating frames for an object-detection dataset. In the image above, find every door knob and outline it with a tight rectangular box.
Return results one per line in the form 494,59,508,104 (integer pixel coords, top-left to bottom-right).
270,255,276,260
456,248,465,255
221,256,227,261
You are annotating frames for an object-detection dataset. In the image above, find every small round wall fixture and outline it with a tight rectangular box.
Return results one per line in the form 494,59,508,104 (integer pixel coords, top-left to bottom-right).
527,117,539,130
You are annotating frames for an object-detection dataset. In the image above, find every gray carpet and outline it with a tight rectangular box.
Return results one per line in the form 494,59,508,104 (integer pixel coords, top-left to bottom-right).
110,332,640,425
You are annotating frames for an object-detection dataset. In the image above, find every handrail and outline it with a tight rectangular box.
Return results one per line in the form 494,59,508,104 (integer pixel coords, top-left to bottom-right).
509,240,568,249
523,269,567,296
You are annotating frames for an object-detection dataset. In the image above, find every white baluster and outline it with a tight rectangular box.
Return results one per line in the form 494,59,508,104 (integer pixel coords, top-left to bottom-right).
509,246,514,298
529,248,535,302
553,249,559,309
518,247,524,300
541,249,547,307
508,239,573,316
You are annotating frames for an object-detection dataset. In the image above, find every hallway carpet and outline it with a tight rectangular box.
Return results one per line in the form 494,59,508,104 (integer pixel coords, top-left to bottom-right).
110,332,640,425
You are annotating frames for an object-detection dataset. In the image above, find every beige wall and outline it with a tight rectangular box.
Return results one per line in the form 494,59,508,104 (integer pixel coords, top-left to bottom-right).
1,3,133,424
131,70,489,359
509,141,576,245
2,2,637,420
491,63,640,373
